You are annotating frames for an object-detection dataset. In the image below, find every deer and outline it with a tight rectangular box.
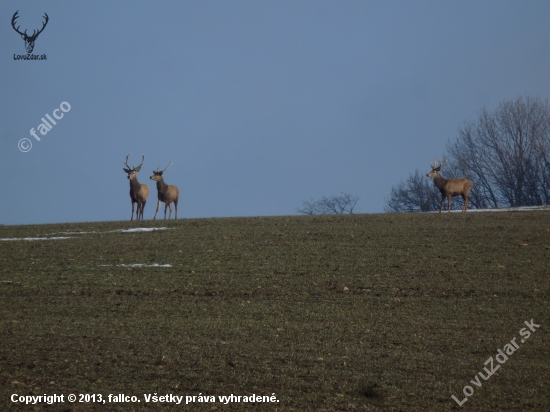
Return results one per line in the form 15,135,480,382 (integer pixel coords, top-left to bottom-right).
427,159,473,213
150,162,179,220
11,11,49,54
123,154,149,220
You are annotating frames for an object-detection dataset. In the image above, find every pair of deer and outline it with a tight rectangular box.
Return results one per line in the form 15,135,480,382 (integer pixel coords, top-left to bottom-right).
427,159,473,213
123,154,179,220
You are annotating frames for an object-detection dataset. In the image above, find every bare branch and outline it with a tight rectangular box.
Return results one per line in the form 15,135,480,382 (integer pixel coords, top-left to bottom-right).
297,194,360,215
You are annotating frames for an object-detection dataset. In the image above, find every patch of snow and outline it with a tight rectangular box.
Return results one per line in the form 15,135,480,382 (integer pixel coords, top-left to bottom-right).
49,231,96,235
0,237,71,241
113,227,169,233
46,227,170,236
429,205,550,213
483,205,549,212
98,263,172,267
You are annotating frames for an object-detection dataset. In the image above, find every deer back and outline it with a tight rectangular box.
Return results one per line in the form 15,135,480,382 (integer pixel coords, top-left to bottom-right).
435,176,472,196
156,179,179,203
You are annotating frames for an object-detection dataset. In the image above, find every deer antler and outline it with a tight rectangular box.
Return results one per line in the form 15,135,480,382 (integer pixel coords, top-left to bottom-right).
153,161,172,175
124,154,145,171
124,154,131,170
31,13,49,39
11,11,24,36
11,11,49,39
430,158,447,170
135,155,145,170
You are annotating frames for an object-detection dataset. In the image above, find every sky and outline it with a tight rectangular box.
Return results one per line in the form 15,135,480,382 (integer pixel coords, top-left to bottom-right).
1,1,550,225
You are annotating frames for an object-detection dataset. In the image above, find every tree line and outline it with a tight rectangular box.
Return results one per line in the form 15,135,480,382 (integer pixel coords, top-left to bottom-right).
385,96,550,212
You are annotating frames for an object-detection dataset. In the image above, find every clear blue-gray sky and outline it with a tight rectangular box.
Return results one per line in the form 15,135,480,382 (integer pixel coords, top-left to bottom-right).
1,1,549,225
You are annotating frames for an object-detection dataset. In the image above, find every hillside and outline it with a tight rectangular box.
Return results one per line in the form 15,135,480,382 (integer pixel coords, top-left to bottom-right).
1,212,548,411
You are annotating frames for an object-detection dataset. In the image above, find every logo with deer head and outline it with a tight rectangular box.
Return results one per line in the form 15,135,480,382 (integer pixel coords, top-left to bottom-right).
11,11,49,54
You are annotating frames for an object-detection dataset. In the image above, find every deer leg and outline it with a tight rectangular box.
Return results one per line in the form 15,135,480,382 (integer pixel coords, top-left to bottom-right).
167,203,173,219
131,202,135,221
142,200,146,220
439,195,445,213
139,201,145,220
153,200,161,220
462,194,468,212
448,195,452,212
174,200,178,220
164,203,168,219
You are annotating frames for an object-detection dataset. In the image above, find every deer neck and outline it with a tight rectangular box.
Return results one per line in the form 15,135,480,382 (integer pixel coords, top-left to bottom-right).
156,177,168,193
433,174,448,190
129,177,141,193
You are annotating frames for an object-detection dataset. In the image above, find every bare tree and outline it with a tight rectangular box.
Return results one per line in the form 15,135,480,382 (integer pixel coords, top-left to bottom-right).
384,169,442,212
386,96,550,213
297,193,360,215
448,96,550,207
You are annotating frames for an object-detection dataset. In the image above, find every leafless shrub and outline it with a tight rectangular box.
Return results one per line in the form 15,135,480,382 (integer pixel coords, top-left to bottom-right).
297,193,360,215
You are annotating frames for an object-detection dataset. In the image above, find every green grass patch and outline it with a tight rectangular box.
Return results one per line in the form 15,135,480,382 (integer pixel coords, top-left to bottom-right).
1,212,548,410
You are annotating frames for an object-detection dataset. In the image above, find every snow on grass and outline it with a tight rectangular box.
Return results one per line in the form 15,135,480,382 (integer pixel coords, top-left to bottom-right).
0,236,71,241
429,205,550,213
47,231,92,235
2,227,171,241
98,263,172,268
470,205,550,212
113,228,169,233
47,227,170,235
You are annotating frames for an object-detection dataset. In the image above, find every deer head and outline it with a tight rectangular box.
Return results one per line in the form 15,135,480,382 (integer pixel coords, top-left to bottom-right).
150,161,172,181
427,158,447,178
11,11,49,54
123,154,145,180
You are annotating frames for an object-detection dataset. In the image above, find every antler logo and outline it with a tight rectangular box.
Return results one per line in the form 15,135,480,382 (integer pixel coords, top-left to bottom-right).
11,11,49,54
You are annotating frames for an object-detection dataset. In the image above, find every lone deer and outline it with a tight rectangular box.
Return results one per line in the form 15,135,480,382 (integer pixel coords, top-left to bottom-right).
150,162,179,220
427,159,473,213
123,154,149,220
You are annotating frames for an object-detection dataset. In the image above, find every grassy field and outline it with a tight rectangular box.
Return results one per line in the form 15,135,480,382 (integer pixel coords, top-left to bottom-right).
0,212,548,411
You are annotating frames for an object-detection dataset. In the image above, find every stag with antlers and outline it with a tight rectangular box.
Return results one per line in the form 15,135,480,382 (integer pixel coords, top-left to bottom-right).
123,154,149,220
11,11,49,54
427,159,473,213
150,162,179,220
